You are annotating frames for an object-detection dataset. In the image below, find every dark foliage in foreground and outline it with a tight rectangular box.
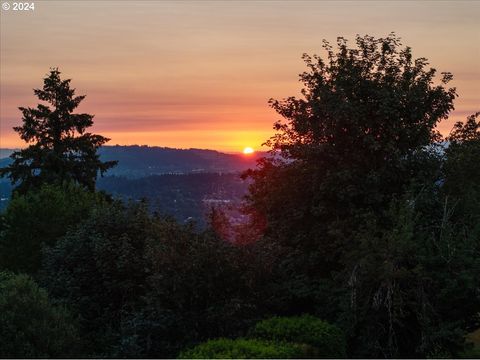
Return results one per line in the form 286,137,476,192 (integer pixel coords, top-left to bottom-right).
0,272,79,358
38,200,269,357
0,182,108,274
243,34,479,357
1,35,479,358
179,338,307,359
180,315,346,359
250,315,346,358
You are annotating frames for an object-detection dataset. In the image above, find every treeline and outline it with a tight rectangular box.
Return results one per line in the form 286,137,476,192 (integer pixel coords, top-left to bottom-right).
1,34,480,358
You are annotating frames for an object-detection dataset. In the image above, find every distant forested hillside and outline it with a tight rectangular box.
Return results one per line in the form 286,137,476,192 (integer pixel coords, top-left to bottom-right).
0,145,262,178
98,145,262,177
0,149,17,159
97,173,249,226
0,146,258,215
1,172,248,224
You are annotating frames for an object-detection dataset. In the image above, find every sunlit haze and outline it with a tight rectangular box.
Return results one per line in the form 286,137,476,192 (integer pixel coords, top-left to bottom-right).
1,1,479,152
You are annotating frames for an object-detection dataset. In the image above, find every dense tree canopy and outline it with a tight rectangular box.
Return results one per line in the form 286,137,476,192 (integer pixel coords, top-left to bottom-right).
0,69,116,194
0,182,108,274
243,34,478,357
246,33,457,249
0,272,79,358
39,201,268,357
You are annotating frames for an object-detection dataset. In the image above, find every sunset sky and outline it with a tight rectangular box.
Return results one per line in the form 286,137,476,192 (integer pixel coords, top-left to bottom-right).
1,0,479,152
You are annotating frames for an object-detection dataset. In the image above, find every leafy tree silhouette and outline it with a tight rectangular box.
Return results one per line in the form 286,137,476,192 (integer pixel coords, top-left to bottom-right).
242,33,469,357
245,33,457,256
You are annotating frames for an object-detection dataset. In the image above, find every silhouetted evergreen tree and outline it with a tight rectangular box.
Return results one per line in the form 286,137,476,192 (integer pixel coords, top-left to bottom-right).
0,69,116,193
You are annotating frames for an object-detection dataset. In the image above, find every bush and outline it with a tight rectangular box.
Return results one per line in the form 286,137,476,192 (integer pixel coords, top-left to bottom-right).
121,223,263,357
0,271,79,358
250,315,346,358
458,346,480,359
0,182,107,273
40,201,151,356
178,338,309,359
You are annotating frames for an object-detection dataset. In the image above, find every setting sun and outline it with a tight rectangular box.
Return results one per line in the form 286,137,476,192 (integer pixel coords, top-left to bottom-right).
243,147,254,154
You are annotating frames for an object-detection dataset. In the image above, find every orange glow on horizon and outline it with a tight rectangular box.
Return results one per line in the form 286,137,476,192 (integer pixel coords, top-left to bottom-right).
0,1,478,152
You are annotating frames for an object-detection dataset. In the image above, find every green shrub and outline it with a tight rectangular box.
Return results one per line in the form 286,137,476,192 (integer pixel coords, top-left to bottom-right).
250,315,346,358
459,347,480,359
0,271,79,358
0,182,108,273
40,201,151,356
178,338,310,359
